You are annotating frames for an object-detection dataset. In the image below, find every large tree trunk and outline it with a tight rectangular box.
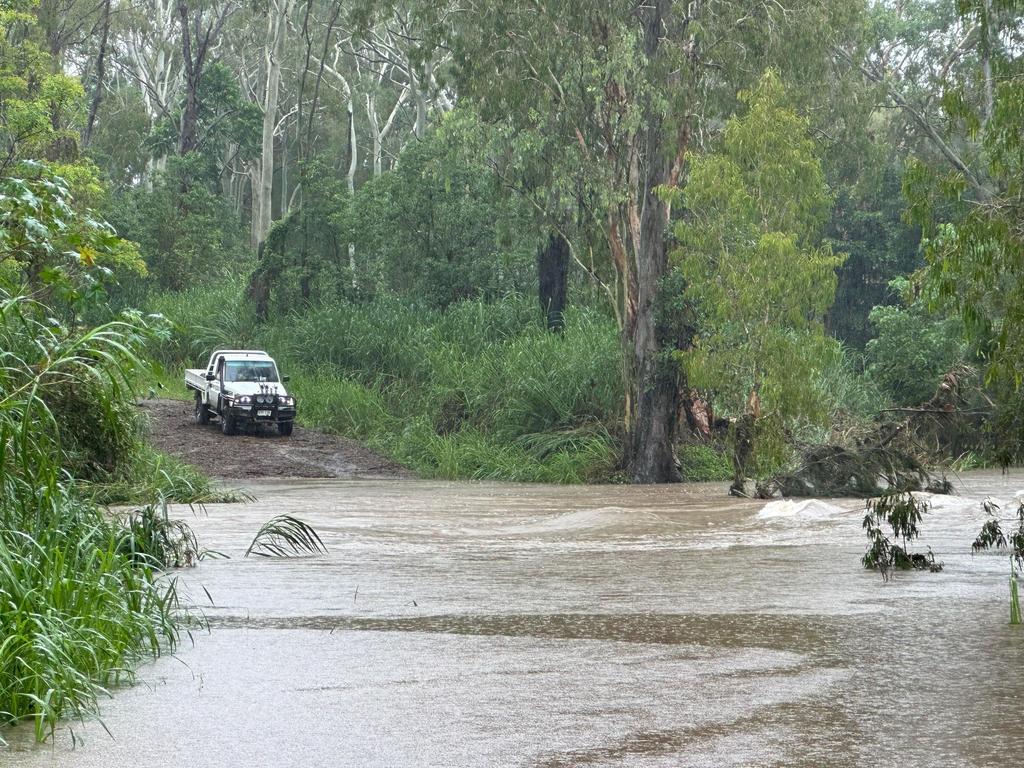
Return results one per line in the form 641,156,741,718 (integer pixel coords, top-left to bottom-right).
177,0,227,157
177,0,200,155
627,133,680,482
537,231,569,331
625,0,682,483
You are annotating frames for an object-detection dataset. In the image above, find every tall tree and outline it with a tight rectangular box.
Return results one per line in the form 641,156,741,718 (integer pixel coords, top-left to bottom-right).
250,0,293,246
675,71,844,491
905,0,1024,438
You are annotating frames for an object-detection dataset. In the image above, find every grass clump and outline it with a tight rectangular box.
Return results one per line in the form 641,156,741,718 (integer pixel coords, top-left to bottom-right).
81,444,244,505
678,443,733,482
0,289,182,740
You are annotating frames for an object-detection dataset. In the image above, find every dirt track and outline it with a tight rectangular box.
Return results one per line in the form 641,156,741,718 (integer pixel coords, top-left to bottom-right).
137,398,408,480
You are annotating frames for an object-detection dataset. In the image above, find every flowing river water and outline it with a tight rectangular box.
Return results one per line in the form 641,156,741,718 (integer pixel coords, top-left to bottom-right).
4,471,1024,766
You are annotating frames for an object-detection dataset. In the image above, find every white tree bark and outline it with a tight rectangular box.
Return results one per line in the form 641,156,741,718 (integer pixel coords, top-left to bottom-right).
252,0,293,247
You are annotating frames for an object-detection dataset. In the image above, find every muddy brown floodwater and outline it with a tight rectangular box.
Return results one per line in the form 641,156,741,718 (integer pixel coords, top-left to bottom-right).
3,472,1024,766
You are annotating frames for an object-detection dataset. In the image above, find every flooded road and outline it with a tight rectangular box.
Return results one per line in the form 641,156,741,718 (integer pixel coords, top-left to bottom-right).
4,472,1024,766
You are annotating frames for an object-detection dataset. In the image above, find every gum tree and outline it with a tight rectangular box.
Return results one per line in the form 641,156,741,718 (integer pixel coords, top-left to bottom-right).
674,72,844,491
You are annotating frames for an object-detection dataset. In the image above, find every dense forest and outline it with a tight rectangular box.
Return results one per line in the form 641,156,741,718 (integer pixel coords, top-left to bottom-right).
1,0,1023,737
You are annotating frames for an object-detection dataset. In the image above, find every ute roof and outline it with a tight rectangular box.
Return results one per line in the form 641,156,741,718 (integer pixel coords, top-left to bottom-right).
206,350,274,369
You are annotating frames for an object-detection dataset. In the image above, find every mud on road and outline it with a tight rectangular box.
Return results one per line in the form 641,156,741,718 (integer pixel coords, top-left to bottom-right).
137,398,408,480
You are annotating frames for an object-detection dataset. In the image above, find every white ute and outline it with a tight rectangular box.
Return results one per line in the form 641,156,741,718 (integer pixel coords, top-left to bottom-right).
185,349,296,436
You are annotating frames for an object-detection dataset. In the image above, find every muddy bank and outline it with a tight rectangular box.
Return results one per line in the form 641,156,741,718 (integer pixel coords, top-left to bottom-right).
137,398,408,479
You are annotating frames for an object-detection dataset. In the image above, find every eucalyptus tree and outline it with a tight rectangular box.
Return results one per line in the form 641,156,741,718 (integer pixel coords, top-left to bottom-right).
176,0,231,155
248,0,294,246
111,0,184,182
675,72,844,488
448,0,852,482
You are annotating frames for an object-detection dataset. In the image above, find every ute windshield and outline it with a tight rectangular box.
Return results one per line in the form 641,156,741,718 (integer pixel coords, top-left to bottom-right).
224,360,279,383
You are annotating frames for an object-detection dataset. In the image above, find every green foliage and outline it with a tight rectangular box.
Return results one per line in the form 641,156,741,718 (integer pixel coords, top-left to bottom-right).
905,3,1024,389
677,443,733,482
267,293,624,482
865,278,967,405
108,155,250,292
676,71,846,453
118,500,201,569
245,515,327,558
0,7,84,174
81,443,242,506
862,491,937,579
148,63,261,174
0,163,146,306
258,115,537,312
45,374,141,481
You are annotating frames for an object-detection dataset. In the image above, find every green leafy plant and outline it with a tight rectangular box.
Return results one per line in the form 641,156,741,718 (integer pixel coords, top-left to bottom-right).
862,492,939,580
245,515,327,558
0,287,181,739
117,500,201,569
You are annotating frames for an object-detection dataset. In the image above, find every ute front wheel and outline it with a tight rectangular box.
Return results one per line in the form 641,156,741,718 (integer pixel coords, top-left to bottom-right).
194,394,210,425
278,420,293,437
221,411,237,436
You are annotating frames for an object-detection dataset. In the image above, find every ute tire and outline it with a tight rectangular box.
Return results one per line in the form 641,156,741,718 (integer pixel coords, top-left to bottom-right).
194,394,210,425
221,411,237,436
278,420,294,437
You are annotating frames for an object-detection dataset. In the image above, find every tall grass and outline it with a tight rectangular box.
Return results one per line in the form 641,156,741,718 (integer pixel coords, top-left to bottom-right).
0,290,180,740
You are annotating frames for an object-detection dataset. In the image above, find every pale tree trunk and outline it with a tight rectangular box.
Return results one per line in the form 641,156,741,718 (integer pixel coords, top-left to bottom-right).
366,86,409,176
253,0,293,247
250,164,261,246
280,119,288,215
412,64,427,139
367,93,382,176
347,95,357,286
122,0,182,182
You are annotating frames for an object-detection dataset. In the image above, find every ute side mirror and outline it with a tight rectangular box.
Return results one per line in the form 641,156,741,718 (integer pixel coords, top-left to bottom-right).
206,373,216,381
281,375,290,383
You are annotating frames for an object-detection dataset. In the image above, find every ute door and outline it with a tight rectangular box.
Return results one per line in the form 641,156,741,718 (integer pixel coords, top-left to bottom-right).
210,355,225,411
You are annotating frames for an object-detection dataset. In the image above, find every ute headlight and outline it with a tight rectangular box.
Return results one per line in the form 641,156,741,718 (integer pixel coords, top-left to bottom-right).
279,396,294,405
238,396,253,404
